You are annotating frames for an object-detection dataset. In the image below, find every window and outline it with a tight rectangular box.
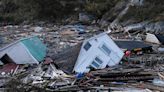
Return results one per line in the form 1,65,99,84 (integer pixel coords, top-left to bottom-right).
84,42,91,51
95,57,103,64
101,44,111,55
90,57,103,69
91,61,100,68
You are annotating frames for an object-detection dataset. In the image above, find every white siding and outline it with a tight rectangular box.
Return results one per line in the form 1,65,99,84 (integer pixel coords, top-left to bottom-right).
0,42,38,64
74,33,124,73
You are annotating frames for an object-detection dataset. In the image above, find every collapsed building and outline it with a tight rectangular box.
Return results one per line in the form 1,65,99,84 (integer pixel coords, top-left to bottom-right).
74,33,124,73
53,33,124,73
0,23,163,91
0,36,46,65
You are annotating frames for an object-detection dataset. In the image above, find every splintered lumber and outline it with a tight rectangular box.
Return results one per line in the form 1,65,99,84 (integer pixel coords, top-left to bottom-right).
139,83,164,92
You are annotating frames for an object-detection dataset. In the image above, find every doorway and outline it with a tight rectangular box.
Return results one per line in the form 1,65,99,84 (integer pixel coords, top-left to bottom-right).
0,54,14,64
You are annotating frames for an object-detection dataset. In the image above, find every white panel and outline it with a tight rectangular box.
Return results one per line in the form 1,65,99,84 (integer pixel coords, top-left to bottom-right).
7,43,38,64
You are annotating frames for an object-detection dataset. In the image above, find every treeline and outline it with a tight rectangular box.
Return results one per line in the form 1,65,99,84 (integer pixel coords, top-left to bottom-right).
121,0,164,23
0,0,83,23
0,0,120,23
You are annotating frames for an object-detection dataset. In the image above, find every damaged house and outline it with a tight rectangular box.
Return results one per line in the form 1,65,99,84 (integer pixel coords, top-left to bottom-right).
74,33,124,73
53,33,124,73
0,36,46,65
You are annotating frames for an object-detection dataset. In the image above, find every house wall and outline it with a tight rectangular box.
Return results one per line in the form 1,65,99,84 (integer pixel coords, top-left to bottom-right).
74,34,124,73
0,43,38,64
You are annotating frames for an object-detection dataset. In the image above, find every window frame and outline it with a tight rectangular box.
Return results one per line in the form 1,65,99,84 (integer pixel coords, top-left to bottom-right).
91,60,100,68
95,57,103,64
90,56,103,69
99,43,111,56
83,42,91,51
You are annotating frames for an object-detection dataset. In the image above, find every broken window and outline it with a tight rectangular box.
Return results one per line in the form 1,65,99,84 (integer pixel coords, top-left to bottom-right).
84,42,91,51
101,44,111,56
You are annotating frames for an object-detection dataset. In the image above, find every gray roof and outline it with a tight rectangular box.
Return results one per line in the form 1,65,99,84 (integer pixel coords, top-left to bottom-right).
115,40,152,51
52,43,82,74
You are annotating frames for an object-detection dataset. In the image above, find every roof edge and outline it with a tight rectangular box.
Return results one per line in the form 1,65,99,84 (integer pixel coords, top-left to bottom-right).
0,36,37,52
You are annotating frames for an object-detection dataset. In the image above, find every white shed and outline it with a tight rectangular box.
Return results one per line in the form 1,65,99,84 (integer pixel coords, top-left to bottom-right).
73,33,124,73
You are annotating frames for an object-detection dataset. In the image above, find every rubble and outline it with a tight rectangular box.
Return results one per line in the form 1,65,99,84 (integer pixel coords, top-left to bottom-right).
0,0,164,91
153,78,164,87
158,47,164,52
146,33,164,44
33,27,44,32
0,23,164,92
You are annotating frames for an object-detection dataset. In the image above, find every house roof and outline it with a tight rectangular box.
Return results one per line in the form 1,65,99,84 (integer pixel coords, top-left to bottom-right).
0,36,35,51
0,36,46,62
21,37,46,62
0,40,20,52
52,43,82,74
115,40,152,51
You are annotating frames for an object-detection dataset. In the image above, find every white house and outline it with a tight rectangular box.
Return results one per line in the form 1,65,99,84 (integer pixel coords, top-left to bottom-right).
73,33,124,73
0,36,46,65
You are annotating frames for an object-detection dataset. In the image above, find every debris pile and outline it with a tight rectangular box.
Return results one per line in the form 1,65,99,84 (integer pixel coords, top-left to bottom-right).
0,22,164,92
